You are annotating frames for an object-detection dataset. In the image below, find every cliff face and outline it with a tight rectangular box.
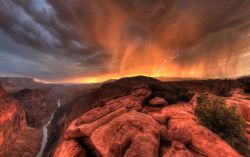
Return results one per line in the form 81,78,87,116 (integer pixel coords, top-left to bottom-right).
0,84,6,98
0,85,43,157
14,88,57,127
5,127,43,157
0,87,26,156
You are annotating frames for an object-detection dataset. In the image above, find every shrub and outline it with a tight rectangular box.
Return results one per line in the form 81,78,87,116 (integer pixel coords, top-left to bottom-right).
149,83,193,104
243,82,250,94
195,95,250,157
213,85,231,97
178,92,194,101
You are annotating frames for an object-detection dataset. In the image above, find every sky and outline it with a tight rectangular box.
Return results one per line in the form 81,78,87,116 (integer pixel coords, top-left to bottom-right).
0,0,250,83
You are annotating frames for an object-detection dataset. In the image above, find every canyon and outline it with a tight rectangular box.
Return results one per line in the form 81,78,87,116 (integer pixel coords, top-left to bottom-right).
0,77,99,157
1,1,250,157
0,84,27,156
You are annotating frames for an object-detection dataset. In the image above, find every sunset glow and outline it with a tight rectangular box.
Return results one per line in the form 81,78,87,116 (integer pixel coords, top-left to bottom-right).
0,0,250,83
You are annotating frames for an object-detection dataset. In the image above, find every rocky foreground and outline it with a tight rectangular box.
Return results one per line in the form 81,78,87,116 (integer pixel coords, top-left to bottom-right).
53,77,250,157
1,76,250,157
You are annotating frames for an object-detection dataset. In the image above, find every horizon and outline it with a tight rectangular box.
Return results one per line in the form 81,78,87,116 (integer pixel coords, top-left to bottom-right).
0,74,248,84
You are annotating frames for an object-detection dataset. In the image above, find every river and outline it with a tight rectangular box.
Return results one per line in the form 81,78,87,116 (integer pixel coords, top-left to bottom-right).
35,99,61,157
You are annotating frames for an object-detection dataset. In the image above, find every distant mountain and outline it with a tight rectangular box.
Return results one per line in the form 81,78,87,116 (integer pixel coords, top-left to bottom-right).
0,77,41,87
100,76,199,84
155,76,199,82
0,77,45,92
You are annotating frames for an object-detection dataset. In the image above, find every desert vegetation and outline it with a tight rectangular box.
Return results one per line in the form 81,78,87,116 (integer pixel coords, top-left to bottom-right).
149,83,194,104
195,94,250,157
211,84,232,97
243,82,250,94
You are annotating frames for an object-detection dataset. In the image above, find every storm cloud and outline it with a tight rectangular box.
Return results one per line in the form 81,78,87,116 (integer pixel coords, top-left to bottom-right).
0,0,250,82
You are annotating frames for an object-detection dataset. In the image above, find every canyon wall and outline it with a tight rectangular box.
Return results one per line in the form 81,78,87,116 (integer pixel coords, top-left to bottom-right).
0,84,6,97
14,88,57,128
0,84,26,156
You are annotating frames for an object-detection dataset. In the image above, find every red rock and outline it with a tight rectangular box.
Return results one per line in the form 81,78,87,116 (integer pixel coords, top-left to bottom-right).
75,88,151,126
162,141,194,157
14,88,57,127
0,85,6,98
53,139,86,157
54,86,247,157
0,97,26,156
149,97,168,106
123,133,159,157
56,88,152,157
226,98,250,121
90,110,162,157
65,107,128,139
162,126,192,144
160,103,242,157
151,113,168,124
189,93,199,108
5,127,43,157
226,89,250,145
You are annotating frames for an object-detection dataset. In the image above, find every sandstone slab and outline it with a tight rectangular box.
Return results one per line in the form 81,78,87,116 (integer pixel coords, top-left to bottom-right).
90,110,162,157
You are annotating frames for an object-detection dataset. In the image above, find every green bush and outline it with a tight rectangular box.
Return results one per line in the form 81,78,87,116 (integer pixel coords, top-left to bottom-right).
195,95,250,157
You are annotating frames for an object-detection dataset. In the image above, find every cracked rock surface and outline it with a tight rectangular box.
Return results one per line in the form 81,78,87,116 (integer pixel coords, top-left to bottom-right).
54,88,243,157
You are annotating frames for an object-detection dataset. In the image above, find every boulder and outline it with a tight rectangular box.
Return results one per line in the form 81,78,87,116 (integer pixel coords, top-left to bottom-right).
65,107,128,139
163,126,192,144
89,110,162,157
149,97,168,106
123,133,159,157
76,88,151,125
151,113,168,124
53,139,86,157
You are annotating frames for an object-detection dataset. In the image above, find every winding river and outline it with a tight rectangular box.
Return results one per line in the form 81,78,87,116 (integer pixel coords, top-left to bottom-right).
36,99,61,157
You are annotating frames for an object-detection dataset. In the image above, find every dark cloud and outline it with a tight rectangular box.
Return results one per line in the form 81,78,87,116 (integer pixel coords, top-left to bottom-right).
0,0,250,81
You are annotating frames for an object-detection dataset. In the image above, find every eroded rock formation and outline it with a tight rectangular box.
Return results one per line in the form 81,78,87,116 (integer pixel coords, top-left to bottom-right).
54,85,243,157
14,88,57,127
5,127,42,157
0,84,6,98
0,85,26,156
226,89,250,145
0,85,45,157
149,97,168,106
